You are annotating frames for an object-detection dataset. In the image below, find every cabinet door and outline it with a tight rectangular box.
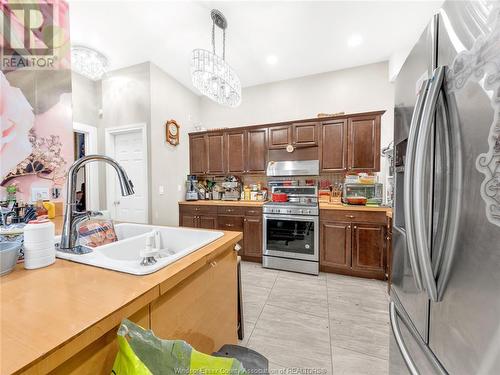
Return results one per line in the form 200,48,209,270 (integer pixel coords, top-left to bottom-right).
246,128,267,173
268,125,291,149
226,131,246,174
320,221,351,270
292,122,318,147
321,120,347,171
243,216,262,259
347,115,381,171
199,215,217,229
189,134,206,175
181,213,198,228
206,132,225,174
351,223,385,274
150,250,238,354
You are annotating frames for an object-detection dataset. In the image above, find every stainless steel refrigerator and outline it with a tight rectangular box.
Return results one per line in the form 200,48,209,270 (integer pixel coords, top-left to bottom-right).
391,1,500,374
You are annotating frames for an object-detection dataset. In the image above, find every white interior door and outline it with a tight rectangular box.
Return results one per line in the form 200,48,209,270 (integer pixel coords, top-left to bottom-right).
111,130,147,223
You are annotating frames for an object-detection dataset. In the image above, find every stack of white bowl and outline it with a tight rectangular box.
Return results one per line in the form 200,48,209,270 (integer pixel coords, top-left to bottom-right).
23,219,55,269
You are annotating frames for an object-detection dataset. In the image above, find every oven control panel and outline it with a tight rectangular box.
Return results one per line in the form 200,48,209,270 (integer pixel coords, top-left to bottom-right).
263,206,319,216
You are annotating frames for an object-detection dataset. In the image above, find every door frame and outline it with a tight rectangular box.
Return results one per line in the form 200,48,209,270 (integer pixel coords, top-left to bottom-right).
104,123,149,223
73,122,100,211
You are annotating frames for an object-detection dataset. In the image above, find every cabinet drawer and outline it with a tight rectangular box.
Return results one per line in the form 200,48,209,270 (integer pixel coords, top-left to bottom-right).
320,209,387,225
180,205,217,215
217,206,246,215
244,207,262,216
217,215,244,231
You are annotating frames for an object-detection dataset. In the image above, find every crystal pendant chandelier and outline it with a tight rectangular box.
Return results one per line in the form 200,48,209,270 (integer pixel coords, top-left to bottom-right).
71,45,108,81
191,9,241,107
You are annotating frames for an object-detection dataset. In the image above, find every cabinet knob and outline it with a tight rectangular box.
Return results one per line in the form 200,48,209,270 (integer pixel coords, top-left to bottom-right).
354,225,357,229
348,225,351,229
244,218,247,222
226,223,234,227
346,215,355,219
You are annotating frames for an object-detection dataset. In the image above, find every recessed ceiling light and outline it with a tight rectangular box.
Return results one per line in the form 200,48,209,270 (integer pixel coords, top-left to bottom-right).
266,55,278,65
347,34,363,48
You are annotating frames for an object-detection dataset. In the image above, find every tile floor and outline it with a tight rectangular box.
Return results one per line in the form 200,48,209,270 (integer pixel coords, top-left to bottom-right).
239,261,390,375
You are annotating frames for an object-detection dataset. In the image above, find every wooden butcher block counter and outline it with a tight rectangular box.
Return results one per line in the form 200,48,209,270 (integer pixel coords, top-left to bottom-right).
0,230,242,375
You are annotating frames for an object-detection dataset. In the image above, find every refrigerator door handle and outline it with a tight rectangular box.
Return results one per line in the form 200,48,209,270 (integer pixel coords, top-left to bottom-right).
403,79,430,292
413,66,446,302
390,301,420,375
390,301,448,375
434,83,463,301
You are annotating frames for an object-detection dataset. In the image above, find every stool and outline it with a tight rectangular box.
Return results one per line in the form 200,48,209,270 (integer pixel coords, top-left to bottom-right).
213,344,269,374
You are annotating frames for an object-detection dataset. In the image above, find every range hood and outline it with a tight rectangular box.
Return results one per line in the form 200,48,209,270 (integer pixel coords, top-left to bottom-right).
266,160,320,177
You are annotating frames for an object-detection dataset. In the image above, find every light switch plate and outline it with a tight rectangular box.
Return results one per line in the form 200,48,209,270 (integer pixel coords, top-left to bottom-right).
159,185,165,195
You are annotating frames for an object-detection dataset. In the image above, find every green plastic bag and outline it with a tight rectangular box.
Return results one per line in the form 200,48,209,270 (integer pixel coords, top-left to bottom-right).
112,319,248,375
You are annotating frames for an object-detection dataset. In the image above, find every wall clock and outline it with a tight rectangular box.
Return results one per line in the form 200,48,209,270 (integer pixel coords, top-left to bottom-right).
166,120,180,146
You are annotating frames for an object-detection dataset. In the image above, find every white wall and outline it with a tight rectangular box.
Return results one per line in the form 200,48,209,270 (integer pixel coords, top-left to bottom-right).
200,61,395,185
71,61,395,225
149,63,200,226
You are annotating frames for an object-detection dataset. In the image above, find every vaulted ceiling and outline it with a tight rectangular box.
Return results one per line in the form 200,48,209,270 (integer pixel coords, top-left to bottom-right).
69,1,443,91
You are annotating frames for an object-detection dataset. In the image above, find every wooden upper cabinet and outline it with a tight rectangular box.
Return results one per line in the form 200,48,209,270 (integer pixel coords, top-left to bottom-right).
189,134,206,175
351,223,385,274
225,131,246,174
246,128,267,173
320,120,347,172
206,132,225,175
292,122,318,147
320,221,351,270
268,125,291,149
347,114,381,171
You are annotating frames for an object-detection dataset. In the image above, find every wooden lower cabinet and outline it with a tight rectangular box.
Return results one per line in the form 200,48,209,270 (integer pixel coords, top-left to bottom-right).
151,250,238,354
351,223,385,275
179,205,263,261
320,210,387,280
320,221,351,271
243,216,263,260
50,248,238,374
181,213,198,228
199,214,217,229
49,306,150,375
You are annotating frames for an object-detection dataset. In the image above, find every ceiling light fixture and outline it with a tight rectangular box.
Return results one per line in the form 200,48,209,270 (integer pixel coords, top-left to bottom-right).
71,45,108,81
266,55,278,65
191,9,241,107
347,34,363,48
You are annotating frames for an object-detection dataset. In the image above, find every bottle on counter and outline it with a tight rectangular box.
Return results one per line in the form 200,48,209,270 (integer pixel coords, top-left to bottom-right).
42,201,56,219
244,186,251,201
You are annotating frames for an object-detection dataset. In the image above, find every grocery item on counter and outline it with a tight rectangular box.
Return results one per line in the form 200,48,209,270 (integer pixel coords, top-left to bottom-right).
78,219,117,248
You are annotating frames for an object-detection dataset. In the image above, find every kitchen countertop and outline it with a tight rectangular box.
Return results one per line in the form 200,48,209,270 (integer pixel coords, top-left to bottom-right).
179,200,392,217
179,200,265,207
0,230,242,374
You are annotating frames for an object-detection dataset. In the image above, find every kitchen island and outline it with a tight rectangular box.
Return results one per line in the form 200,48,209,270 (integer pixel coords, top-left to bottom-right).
0,230,242,374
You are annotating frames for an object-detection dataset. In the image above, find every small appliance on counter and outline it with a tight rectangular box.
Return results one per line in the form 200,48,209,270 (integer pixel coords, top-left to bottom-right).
185,175,198,201
342,182,383,205
221,176,241,201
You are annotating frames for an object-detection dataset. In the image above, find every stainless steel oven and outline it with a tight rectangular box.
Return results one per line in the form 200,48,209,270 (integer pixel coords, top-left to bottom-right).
262,185,319,275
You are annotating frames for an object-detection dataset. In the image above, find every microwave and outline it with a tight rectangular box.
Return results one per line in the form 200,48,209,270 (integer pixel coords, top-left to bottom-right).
342,183,383,204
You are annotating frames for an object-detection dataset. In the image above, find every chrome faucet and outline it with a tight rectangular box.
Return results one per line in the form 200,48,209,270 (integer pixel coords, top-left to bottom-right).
59,155,134,253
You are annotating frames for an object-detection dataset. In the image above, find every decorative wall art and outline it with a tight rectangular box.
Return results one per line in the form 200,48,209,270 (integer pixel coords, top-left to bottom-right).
0,1,73,203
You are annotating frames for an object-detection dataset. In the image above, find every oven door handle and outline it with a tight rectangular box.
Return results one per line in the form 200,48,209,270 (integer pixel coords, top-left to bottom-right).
263,214,319,222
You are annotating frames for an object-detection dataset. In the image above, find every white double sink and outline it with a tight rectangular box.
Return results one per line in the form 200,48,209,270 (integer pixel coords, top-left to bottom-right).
56,223,224,275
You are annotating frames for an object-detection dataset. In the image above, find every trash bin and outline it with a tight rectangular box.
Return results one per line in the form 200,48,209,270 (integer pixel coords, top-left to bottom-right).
213,344,269,374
